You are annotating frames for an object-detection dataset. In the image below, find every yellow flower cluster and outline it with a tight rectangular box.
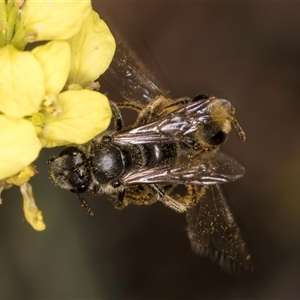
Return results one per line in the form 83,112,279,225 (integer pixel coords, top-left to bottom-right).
0,0,116,230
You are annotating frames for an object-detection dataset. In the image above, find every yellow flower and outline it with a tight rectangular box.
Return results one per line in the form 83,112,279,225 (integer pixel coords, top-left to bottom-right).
67,10,116,88
0,116,41,179
0,37,113,173
40,89,112,147
7,165,37,186
0,1,116,230
0,44,45,118
12,0,92,49
6,166,46,231
31,38,113,147
36,10,116,147
21,182,46,231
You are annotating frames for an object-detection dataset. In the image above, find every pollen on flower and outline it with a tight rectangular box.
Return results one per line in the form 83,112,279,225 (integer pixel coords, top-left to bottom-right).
44,94,57,107
44,104,63,117
25,32,38,43
14,0,25,8
7,165,37,186
42,96,63,117
21,182,46,231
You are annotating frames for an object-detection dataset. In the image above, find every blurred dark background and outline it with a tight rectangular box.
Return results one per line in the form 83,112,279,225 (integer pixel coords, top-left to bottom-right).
1,2,300,299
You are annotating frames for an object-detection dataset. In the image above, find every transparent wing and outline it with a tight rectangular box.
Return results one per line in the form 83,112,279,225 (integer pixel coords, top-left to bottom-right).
113,98,232,145
101,8,172,103
186,185,253,273
102,37,171,104
122,152,245,186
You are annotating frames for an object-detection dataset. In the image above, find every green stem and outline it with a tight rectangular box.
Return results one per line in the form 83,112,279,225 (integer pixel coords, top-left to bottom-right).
6,0,14,11
11,26,26,50
6,5,19,44
0,0,7,47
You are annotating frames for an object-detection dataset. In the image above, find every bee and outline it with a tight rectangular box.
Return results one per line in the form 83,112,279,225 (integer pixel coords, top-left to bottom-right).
48,38,253,273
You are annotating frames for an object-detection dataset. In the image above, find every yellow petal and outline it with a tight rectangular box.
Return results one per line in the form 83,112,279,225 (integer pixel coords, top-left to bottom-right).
13,0,92,45
67,11,116,87
40,90,112,147
0,45,44,118
21,182,46,231
32,40,71,95
0,115,42,180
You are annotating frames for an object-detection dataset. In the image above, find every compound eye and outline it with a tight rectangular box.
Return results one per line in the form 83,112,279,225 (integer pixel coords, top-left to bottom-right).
59,146,82,157
193,94,209,102
102,136,112,143
208,131,228,145
76,184,88,193
112,179,122,188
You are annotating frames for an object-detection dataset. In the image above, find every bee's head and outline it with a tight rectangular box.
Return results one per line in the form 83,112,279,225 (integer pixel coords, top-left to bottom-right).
48,146,94,217
48,146,91,193
193,95,246,144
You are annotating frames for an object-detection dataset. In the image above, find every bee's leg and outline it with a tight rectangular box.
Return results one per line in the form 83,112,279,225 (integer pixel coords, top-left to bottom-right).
149,184,187,213
113,184,158,209
179,185,207,209
118,96,190,126
139,96,192,125
109,101,124,131
117,101,144,113
133,95,184,126
113,189,125,208
111,101,144,131
162,96,192,112
134,96,167,125
181,138,202,150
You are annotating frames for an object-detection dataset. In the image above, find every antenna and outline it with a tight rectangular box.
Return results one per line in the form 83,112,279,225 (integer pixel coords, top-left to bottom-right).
75,192,94,217
230,116,246,142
